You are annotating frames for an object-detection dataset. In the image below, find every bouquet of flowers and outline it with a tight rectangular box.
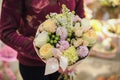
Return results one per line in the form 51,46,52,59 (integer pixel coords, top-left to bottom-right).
100,0,120,7
103,19,120,38
34,5,96,79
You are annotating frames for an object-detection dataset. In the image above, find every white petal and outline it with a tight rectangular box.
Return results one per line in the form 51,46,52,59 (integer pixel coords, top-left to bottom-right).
59,56,68,71
45,58,59,75
34,31,49,48
81,18,91,32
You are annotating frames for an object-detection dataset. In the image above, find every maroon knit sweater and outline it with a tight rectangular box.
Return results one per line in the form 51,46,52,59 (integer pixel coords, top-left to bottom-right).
0,0,85,66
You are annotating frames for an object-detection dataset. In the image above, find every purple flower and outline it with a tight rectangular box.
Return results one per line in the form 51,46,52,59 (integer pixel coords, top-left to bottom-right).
56,40,69,52
73,15,81,22
77,46,89,57
56,27,68,40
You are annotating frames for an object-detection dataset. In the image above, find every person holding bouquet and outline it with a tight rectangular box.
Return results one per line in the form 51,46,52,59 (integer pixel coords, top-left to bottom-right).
0,0,85,80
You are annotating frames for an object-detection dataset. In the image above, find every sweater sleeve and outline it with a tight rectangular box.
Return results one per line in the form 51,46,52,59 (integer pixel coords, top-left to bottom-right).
75,0,85,18
0,0,36,56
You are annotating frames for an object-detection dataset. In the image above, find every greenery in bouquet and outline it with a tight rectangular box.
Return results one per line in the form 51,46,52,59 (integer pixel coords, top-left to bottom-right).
34,5,97,80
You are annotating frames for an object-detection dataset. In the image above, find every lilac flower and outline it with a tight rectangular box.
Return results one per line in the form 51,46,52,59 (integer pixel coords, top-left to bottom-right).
56,40,69,52
77,46,89,57
73,15,81,22
56,27,68,40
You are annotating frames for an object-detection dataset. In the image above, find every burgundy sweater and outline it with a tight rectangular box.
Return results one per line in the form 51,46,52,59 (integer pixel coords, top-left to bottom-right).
0,0,85,66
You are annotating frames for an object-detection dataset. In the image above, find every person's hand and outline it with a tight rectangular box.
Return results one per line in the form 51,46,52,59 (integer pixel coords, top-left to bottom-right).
58,60,82,74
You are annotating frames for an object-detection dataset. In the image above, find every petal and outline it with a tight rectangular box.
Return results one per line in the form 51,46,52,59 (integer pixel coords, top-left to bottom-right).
59,56,68,71
45,58,59,75
52,48,62,58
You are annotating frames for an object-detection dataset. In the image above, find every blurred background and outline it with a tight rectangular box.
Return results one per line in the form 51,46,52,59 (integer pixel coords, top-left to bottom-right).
0,0,120,80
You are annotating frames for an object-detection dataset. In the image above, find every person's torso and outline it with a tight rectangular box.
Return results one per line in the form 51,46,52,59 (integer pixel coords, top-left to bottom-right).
18,0,77,37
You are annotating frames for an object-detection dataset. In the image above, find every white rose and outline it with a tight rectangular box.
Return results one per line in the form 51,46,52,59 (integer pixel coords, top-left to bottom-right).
34,31,49,48
81,18,91,32
73,26,83,37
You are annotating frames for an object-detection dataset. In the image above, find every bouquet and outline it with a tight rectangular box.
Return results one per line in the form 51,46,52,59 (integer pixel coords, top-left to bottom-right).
34,5,96,80
100,0,120,7
103,19,120,38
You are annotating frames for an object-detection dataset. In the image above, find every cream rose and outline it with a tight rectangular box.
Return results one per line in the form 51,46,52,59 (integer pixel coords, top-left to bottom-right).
34,31,49,48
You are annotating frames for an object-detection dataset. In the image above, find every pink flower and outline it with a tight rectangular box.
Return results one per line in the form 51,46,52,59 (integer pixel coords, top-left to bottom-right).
51,48,62,58
56,40,69,52
77,46,89,57
5,68,16,80
0,45,17,62
56,27,68,40
0,71,3,80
